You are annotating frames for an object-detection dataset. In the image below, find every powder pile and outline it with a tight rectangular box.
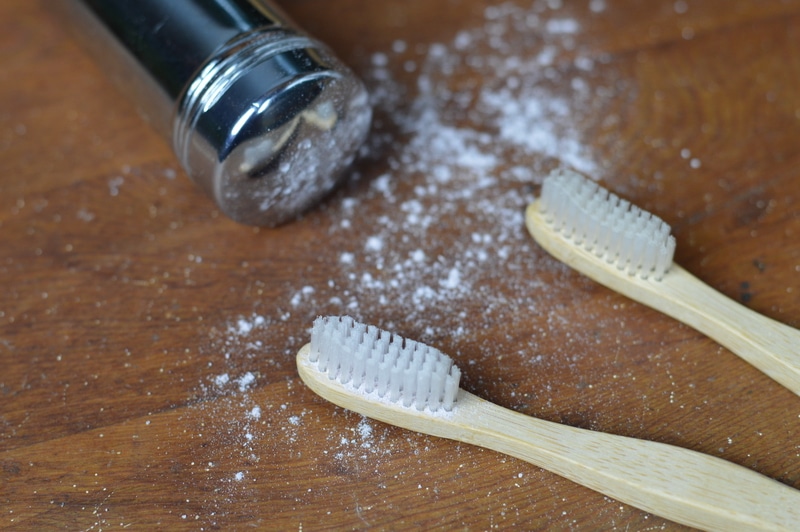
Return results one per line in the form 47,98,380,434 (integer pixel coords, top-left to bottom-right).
315,1,616,337
189,1,631,526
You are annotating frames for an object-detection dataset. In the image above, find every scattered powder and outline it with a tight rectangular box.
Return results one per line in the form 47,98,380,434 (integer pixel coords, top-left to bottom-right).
186,2,647,528
545,18,580,34
107,176,124,196
589,0,607,13
364,235,384,253
303,0,618,333
236,372,256,392
357,418,373,441
231,315,265,336
76,208,95,222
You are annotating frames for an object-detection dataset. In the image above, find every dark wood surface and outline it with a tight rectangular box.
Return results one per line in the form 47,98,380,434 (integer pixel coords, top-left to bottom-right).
2,0,799,529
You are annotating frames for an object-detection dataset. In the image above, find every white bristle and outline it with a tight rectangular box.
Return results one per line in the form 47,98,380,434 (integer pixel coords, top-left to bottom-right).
443,367,460,411
389,364,403,403
428,368,444,411
540,169,676,280
338,340,353,384
364,349,378,393
365,325,379,346
377,359,391,396
309,316,461,412
402,364,417,407
415,363,432,411
377,330,391,358
351,343,368,388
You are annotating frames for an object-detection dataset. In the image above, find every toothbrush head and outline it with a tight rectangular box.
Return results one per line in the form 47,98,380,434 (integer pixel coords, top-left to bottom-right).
305,316,461,412
538,169,676,281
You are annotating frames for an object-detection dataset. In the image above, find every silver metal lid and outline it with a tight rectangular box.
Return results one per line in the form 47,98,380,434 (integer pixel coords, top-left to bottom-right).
173,27,371,226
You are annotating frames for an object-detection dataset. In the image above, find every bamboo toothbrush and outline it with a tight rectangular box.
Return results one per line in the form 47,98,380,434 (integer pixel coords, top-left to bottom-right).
297,315,800,532
525,168,800,396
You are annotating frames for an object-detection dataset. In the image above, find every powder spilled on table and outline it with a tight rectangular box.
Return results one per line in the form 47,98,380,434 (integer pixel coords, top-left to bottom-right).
186,2,633,528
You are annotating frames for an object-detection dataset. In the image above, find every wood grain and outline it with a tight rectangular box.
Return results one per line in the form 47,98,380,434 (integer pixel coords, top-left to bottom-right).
2,0,800,530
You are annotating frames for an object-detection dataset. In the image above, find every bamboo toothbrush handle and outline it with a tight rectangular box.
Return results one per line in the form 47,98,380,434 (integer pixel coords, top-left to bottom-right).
525,202,800,396
651,265,800,395
458,392,800,531
297,346,800,531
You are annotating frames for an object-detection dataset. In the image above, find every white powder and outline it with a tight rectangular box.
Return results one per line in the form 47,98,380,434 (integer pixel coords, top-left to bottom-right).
107,176,124,196
236,372,256,392
441,267,462,290
364,235,384,253
231,315,265,336
290,287,316,307
357,418,373,440
322,2,611,335
589,0,606,13
188,3,633,527
76,208,95,222
545,18,580,34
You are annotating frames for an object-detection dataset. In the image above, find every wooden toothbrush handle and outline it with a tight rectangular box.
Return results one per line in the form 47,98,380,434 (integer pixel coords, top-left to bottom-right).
638,265,800,397
298,346,800,530
526,202,800,396
456,392,800,531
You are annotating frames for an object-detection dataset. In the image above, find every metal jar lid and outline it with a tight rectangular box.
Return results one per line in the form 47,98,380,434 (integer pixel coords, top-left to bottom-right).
173,27,372,226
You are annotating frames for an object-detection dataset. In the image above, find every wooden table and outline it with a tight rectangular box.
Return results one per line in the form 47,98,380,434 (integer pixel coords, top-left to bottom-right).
3,0,799,529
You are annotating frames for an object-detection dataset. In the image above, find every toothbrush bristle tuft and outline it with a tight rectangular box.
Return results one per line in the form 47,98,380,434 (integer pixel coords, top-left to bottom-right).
309,316,460,412
540,169,676,281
